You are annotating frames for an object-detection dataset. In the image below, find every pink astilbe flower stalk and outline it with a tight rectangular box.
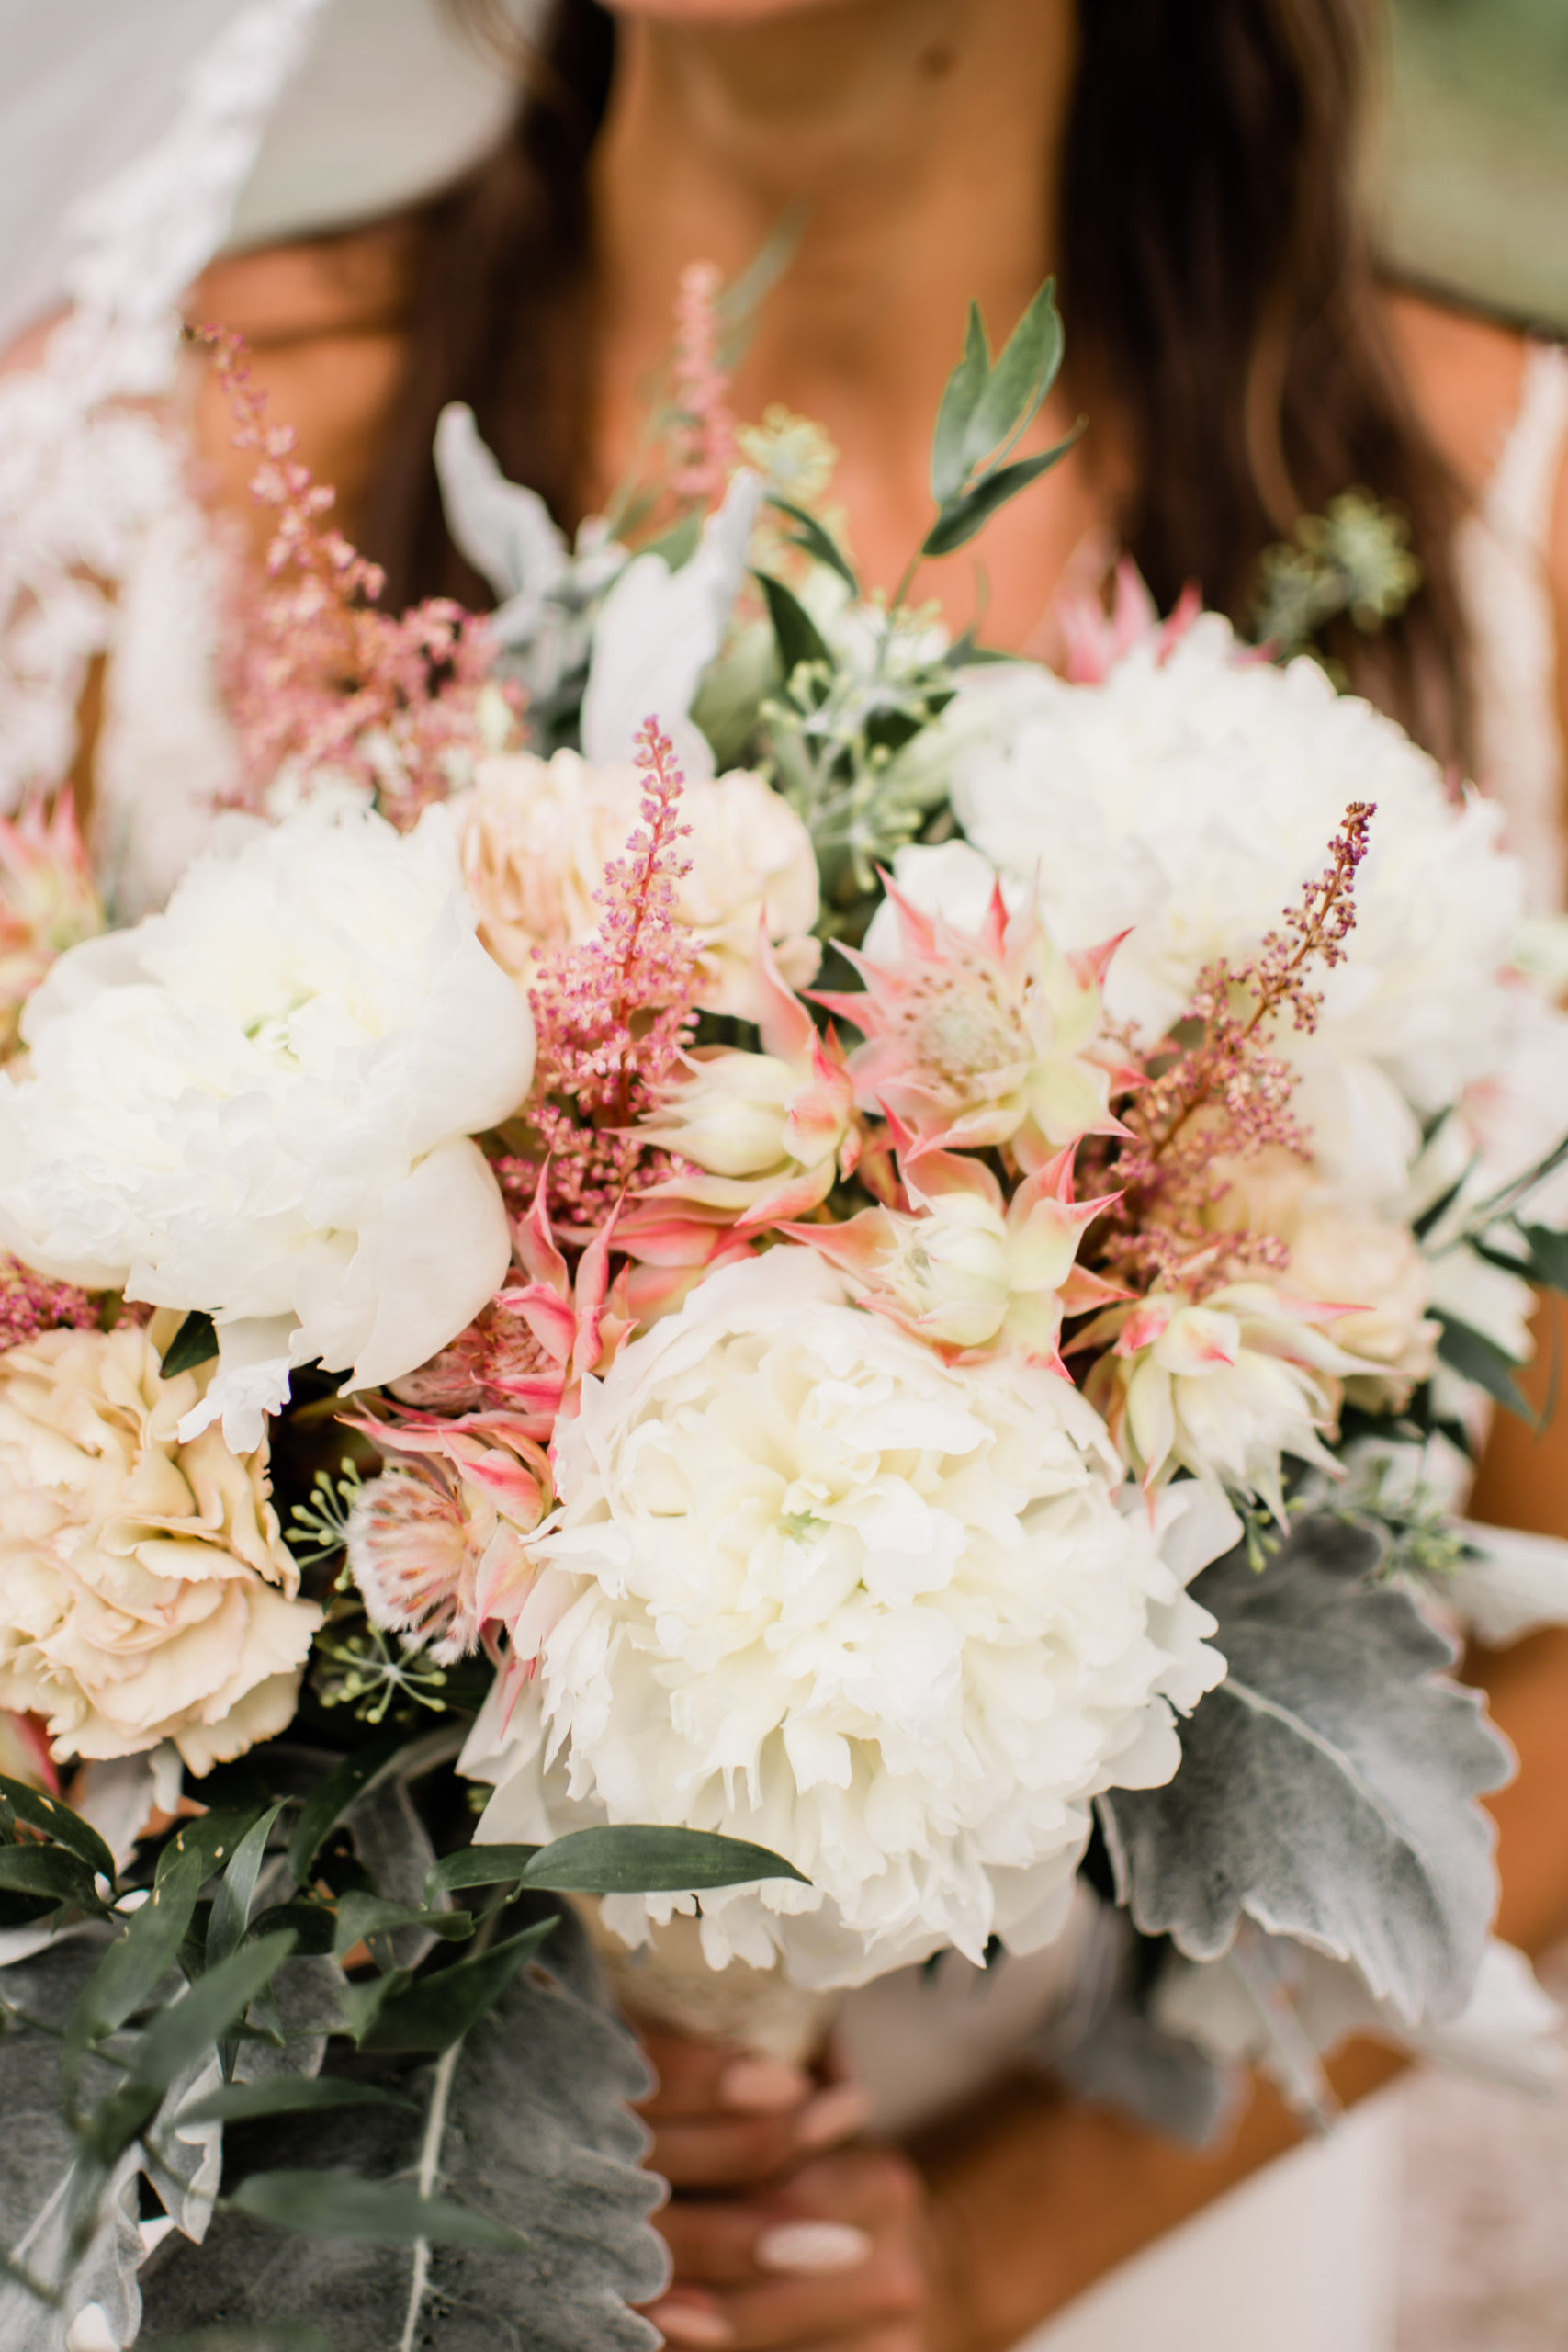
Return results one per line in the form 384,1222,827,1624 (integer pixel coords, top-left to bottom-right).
670,260,738,506
0,792,104,1056
0,1257,98,1352
522,718,703,1231
817,875,1135,1172
1099,800,1376,1294
193,325,498,826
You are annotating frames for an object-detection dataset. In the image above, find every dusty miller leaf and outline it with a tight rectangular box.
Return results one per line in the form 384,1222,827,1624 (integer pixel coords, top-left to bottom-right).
140,1899,668,2352
1098,1514,1510,2026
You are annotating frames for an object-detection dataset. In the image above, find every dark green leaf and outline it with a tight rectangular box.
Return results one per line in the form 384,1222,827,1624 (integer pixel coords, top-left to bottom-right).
161,1311,220,1377
921,433,1081,560
158,1807,266,1895
963,279,1064,475
0,1777,116,1880
209,1803,287,1970
134,1933,299,2096
80,1842,206,2041
229,2171,525,2252
424,1844,541,1903
522,1825,809,1894
930,300,988,505
0,1845,104,1910
1519,1221,1568,1295
1412,1162,1477,1239
355,1918,557,2054
1436,1310,1531,1418
288,1734,407,1888
247,1901,338,1958
769,497,859,594
754,569,830,682
175,2078,419,2128
140,1898,665,2352
332,1892,473,1959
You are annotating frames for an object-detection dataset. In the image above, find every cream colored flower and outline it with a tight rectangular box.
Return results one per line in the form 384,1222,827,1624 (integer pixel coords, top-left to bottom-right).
463,1250,1231,1990
454,749,820,1021
0,1317,321,1774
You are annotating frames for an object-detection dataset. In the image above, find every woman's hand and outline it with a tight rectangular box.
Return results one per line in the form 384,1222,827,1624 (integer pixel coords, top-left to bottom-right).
634,2028,952,2352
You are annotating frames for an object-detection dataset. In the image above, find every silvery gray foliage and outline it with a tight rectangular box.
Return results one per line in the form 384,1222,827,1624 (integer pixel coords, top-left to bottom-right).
139,1898,669,2352
0,1935,143,2352
1098,1514,1512,2027
1052,1984,1239,2150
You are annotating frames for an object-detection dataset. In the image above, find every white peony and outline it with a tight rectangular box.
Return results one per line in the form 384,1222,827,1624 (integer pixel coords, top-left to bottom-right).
453,748,820,1021
0,1317,321,1773
942,621,1529,1198
463,1250,1232,1989
0,807,536,1452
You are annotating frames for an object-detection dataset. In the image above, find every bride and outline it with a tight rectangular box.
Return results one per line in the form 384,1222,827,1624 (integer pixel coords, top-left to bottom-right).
4,1,1568,2346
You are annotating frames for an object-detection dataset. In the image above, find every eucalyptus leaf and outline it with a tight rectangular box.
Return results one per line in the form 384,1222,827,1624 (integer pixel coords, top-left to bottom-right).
287,1736,407,1889
523,1824,809,1894
208,1806,286,1972
0,1781,117,1882
423,1844,540,1903
929,300,989,506
176,2079,419,2130
755,569,830,683
1098,1515,1511,2026
921,434,1080,560
769,497,859,594
141,1903,667,2352
0,1848,105,1913
230,2171,525,2251
1435,1310,1531,1418
161,1312,220,1378
962,279,1064,475
355,1918,557,2054
80,1843,206,2042
1519,1221,1568,1295
331,1894,472,1960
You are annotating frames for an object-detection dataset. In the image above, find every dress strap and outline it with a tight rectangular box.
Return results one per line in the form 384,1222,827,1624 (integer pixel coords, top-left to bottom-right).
1456,342,1568,916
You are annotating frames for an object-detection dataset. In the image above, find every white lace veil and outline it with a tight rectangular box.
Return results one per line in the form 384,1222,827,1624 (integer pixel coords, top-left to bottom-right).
0,0,537,818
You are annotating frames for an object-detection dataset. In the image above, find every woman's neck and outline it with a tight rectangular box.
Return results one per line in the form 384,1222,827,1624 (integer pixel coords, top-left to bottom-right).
591,0,1100,646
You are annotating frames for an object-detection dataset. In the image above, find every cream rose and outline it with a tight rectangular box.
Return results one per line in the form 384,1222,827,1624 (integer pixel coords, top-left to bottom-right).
455,749,820,1021
0,1318,321,1773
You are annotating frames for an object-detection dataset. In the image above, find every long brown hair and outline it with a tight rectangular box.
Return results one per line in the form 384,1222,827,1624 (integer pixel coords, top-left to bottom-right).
362,0,1470,763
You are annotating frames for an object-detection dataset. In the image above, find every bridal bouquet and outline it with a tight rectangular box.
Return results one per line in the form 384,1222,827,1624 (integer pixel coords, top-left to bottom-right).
3,277,1568,2347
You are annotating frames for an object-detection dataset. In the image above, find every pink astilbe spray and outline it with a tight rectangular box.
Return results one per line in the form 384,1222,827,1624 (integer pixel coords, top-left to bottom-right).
670,261,738,506
193,325,497,826
1099,801,1376,1293
0,1258,99,1352
521,718,703,1231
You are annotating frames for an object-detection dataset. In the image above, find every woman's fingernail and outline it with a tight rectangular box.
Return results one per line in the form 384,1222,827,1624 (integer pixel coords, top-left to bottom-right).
755,2221,874,2277
646,2301,736,2348
793,2080,872,2150
719,2055,811,2113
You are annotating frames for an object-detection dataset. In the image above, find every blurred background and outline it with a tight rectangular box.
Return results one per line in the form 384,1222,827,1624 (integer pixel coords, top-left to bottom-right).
1377,0,1568,332
1381,13,1568,2344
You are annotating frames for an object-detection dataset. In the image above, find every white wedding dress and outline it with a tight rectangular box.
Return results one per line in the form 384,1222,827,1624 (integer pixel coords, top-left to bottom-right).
1,6,1564,2346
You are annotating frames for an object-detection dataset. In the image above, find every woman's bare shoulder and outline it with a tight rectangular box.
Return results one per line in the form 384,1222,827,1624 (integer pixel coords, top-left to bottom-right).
185,221,419,541
1380,285,1532,497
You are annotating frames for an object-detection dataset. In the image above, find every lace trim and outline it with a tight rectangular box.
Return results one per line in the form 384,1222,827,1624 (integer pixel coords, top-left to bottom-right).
1457,343,1568,915
0,0,329,809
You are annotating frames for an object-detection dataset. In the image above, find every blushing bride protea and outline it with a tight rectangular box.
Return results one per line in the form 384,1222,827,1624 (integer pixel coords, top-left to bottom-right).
462,1250,1235,1993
